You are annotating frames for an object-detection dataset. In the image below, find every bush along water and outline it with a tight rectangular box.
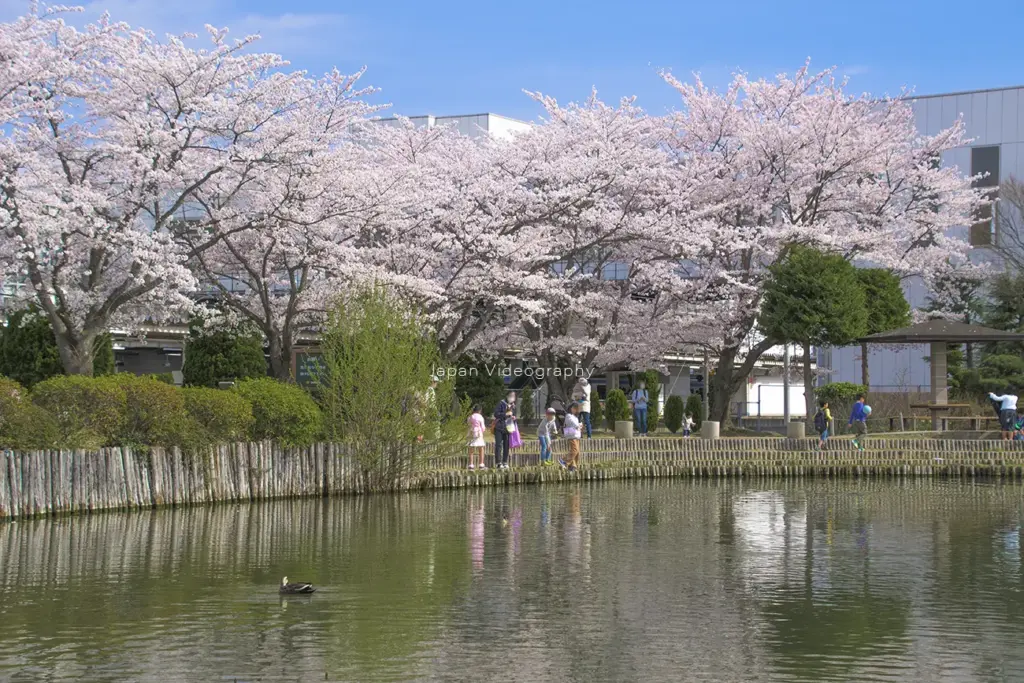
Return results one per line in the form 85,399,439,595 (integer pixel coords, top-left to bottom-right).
0,373,325,452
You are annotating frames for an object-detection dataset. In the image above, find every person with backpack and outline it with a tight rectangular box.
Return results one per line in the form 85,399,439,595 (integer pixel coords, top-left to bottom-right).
814,400,832,450
630,380,650,436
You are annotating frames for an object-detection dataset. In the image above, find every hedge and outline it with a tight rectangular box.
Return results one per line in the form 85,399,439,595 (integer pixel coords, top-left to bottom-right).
5,374,322,451
0,376,60,449
183,387,254,445
31,375,128,449
233,378,323,447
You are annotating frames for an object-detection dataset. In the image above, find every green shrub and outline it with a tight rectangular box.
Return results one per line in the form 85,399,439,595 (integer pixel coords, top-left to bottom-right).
590,392,604,431
149,372,176,385
183,324,267,388
0,376,60,449
685,394,704,431
32,375,127,449
233,378,322,447
816,382,867,405
519,386,535,424
664,395,685,433
183,387,254,446
0,310,64,388
111,374,190,448
93,333,115,376
604,389,630,430
817,382,867,422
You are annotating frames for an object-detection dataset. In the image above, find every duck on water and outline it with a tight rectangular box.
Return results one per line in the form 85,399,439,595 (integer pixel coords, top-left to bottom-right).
280,576,315,594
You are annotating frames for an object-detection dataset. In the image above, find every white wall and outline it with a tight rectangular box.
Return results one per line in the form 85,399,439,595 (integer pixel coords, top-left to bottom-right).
744,378,807,417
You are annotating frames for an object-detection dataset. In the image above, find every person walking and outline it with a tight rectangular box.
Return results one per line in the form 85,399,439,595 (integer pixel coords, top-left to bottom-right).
573,378,592,438
538,407,558,465
989,392,1019,441
848,394,868,451
561,402,583,472
467,405,487,470
630,380,650,436
492,391,516,470
814,400,832,451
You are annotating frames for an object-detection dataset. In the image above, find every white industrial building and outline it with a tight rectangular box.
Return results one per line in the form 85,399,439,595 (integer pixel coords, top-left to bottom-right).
822,85,1024,392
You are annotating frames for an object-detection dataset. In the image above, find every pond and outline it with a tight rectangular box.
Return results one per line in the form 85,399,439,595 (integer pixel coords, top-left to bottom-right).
0,479,1022,682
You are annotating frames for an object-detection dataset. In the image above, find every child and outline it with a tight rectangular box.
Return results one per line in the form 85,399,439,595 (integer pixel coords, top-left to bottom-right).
683,413,694,437
561,402,582,472
466,405,487,470
538,407,558,465
848,394,868,452
814,400,832,450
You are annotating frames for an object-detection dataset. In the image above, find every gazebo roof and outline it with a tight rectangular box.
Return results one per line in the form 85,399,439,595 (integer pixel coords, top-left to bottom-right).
860,319,1024,344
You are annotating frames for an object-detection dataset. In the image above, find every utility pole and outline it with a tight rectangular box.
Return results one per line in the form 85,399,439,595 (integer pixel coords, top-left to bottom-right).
783,344,790,423
702,351,710,422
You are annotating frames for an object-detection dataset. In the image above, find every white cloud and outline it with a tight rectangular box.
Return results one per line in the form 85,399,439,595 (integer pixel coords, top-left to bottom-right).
0,0,356,62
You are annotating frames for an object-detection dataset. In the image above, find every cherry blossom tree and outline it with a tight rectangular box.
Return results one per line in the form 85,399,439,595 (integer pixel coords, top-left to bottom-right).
0,6,373,376
362,94,719,401
179,73,382,380
661,62,985,423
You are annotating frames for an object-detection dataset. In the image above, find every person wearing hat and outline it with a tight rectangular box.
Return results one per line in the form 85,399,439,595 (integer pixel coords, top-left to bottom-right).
538,406,558,465
572,377,592,438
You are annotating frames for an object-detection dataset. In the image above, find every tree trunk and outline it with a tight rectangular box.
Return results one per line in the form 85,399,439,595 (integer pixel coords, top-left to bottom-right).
53,327,97,376
803,341,814,426
860,341,870,390
267,331,292,382
709,338,778,424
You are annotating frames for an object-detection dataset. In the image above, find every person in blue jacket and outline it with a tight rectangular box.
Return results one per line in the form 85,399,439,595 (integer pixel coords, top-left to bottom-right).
848,394,868,451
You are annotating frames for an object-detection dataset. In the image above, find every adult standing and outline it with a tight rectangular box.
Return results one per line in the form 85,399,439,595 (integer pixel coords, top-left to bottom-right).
493,391,516,470
989,392,1019,441
572,378,592,438
630,380,650,436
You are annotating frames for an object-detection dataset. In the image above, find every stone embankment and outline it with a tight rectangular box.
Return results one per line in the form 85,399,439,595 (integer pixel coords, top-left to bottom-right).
3,437,1023,520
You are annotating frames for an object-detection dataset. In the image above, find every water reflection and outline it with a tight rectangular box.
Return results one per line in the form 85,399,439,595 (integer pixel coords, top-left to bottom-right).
0,480,1022,681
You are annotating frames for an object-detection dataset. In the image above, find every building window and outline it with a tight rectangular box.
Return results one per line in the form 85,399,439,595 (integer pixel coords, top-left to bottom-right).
970,146,1000,247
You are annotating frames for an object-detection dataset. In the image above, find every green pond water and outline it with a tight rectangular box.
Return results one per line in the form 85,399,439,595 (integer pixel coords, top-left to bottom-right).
1,479,1023,682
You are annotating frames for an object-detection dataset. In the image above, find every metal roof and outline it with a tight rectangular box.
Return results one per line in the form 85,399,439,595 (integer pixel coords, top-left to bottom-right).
860,319,1024,344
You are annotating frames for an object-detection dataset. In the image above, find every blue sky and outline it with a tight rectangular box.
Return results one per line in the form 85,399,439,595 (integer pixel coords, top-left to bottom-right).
5,0,1023,121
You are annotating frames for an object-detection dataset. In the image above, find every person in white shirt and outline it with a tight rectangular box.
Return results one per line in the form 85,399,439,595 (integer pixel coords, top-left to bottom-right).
561,402,583,472
572,378,592,438
990,392,1019,441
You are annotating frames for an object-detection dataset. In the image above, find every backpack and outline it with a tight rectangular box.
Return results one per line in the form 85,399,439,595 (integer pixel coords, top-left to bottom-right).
813,410,826,432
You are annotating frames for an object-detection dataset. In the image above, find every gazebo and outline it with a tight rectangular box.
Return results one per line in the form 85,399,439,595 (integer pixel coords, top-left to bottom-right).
859,320,1024,431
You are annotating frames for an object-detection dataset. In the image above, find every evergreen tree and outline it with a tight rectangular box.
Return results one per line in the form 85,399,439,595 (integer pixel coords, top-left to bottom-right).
760,246,869,421
182,323,267,388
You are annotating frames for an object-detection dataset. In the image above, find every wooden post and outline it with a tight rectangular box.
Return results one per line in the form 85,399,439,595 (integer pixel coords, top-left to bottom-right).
930,341,948,432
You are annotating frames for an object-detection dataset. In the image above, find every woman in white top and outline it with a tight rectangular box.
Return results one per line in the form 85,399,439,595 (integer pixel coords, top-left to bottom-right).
572,378,592,438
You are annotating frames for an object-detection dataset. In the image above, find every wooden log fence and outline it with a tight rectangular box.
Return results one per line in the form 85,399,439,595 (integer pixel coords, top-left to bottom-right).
2,437,1024,521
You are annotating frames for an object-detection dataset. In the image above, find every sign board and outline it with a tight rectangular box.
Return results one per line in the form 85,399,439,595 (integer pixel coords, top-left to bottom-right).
294,351,325,389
